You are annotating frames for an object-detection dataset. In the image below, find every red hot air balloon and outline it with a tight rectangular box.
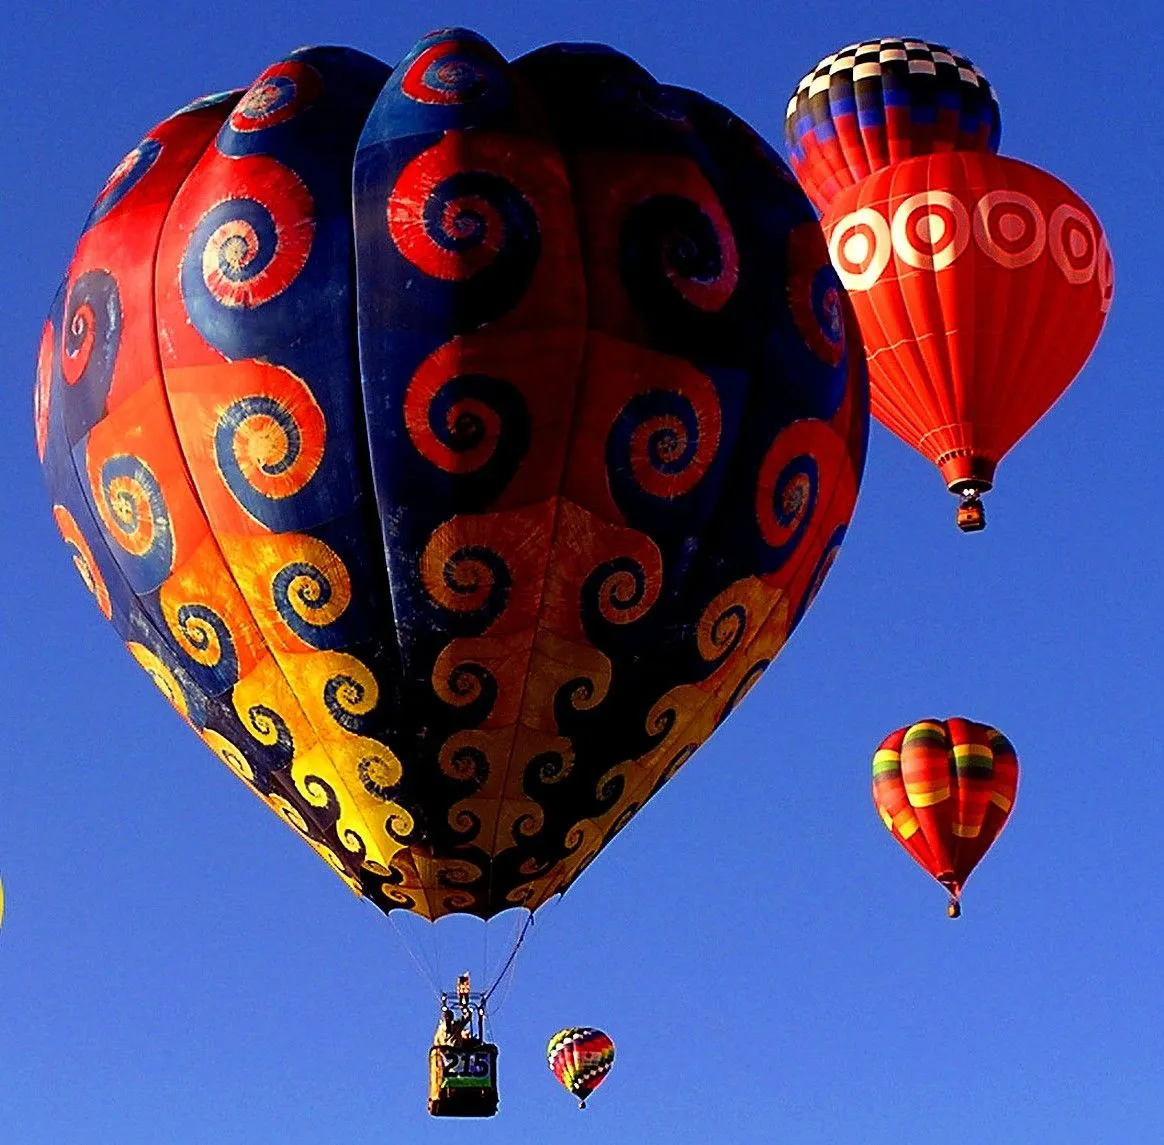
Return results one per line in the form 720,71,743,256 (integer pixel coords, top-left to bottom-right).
788,41,1112,530
823,151,1112,529
872,718,1019,916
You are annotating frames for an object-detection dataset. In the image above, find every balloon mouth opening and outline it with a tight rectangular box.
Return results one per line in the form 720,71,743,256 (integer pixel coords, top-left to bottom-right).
939,452,996,494
947,477,992,496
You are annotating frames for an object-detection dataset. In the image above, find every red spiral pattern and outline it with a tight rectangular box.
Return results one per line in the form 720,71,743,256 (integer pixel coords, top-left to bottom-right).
61,302,95,386
625,371,722,500
35,321,53,460
786,223,846,366
755,419,847,550
403,341,501,473
229,61,321,133
400,40,500,105
53,504,112,619
665,200,739,312
387,134,536,281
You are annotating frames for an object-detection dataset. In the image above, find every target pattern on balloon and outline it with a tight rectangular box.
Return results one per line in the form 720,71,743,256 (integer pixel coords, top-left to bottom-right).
891,191,970,271
973,190,1046,269
817,149,1109,507
825,170,1110,304
1049,203,1098,285
1097,239,1115,313
828,208,892,292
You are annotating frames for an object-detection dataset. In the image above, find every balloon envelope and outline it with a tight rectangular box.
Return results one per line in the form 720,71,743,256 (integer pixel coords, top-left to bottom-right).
822,151,1112,498
37,29,867,922
785,38,1000,214
547,1027,615,1106
873,717,1019,906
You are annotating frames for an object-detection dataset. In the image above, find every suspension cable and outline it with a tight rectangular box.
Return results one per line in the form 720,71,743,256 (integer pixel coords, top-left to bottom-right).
388,909,443,997
482,909,534,1005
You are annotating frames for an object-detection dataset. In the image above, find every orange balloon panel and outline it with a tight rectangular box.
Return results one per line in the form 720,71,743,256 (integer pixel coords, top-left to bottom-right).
872,717,1018,909
823,152,1112,495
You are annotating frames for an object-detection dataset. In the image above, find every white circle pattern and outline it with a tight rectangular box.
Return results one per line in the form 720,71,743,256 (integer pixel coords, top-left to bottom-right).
828,193,1106,294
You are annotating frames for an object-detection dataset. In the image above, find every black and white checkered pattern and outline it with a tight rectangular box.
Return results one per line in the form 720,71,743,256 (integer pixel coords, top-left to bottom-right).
786,38,997,125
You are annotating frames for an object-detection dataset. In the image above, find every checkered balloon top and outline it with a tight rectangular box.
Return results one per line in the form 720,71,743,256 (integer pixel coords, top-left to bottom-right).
784,37,1002,213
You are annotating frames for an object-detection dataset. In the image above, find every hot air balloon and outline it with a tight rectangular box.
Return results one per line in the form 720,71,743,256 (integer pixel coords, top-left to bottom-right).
548,1027,615,1108
36,29,867,934
784,38,1000,216
787,41,1112,530
872,717,1018,916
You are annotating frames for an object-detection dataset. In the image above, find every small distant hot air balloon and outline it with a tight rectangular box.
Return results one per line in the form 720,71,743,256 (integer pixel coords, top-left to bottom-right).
787,40,1112,530
548,1027,615,1108
872,718,1018,916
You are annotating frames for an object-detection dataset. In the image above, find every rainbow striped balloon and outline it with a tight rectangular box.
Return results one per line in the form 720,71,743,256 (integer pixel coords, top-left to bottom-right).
547,1027,615,1108
873,717,1018,915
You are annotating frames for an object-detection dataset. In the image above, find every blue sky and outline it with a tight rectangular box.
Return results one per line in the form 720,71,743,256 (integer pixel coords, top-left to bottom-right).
1,1,1160,1142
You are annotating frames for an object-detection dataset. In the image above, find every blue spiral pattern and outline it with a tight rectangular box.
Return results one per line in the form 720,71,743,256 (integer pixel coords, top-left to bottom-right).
84,139,162,232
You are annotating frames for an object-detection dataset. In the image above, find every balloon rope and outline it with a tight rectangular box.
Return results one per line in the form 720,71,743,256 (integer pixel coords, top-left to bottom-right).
482,910,534,1005
388,910,443,997
490,908,526,1018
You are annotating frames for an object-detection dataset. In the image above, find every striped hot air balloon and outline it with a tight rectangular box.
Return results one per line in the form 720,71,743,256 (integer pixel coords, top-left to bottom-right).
784,38,1001,215
547,1027,615,1108
872,717,1018,916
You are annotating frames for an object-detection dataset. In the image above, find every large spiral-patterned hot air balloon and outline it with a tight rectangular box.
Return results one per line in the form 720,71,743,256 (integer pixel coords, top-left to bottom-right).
37,29,867,923
872,717,1019,916
787,39,1111,530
